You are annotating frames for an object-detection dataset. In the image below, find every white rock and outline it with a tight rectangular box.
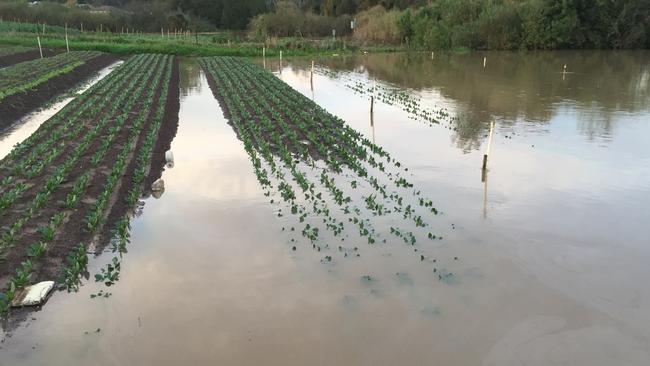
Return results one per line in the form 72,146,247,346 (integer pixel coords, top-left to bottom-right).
11,281,55,307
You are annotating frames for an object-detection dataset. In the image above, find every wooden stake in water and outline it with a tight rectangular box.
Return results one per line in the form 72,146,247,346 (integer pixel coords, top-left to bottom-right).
483,56,487,68
310,60,315,91
279,50,283,73
370,80,376,114
431,51,434,60
37,36,43,58
482,120,495,170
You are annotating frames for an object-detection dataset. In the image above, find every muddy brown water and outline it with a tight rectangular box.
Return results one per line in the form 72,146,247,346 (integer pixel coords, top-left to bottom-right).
1,52,650,365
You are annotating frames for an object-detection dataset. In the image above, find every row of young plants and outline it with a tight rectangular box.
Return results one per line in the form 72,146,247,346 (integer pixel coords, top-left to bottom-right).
200,57,447,267
0,54,156,227
0,54,175,315
0,52,161,310
0,50,101,101
86,56,175,296
0,53,150,174
0,45,32,57
317,68,458,129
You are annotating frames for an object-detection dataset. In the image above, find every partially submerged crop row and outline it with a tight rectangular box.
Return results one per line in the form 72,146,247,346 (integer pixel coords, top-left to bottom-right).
317,68,458,128
200,57,449,272
0,53,179,315
0,50,118,128
0,51,100,102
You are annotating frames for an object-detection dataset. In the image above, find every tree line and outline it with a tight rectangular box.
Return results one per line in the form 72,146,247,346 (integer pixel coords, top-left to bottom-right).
1,0,648,49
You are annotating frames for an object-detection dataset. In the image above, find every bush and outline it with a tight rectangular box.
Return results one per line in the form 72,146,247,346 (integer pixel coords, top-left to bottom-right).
249,1,351,39
352,6,403,44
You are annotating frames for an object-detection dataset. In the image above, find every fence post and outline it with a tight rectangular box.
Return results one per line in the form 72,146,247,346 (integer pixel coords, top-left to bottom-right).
65,23,69,53
37,36,43,58
482,121,495,170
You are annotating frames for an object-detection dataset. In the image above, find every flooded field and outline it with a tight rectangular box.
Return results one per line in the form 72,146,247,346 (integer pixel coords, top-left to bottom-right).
1,51,650,365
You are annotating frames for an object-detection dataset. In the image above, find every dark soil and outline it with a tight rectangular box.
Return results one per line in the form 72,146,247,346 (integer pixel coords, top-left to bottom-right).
0,53,119,130
0,48,59,68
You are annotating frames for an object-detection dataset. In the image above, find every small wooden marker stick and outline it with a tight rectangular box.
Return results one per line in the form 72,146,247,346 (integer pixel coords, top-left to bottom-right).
65,23,69,53
482,120,495,170
370,79,376,114
483,56,487,68
37,36,43,58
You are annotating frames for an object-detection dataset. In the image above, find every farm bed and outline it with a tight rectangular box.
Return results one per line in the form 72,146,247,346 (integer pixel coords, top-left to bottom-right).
199,57,444,263
0,51,117,127
0,54,179,315
0,46,59,68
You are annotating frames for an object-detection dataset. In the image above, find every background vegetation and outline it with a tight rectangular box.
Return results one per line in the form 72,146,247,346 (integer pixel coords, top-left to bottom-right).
0,0,648,50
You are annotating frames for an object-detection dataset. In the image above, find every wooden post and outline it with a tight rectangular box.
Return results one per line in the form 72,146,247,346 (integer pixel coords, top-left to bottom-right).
310,60,315,91
431,51,434,60
37,36,43,58
482,120,495,170
42,23,45,35
81,22,83,33
161,28,164,38
483,56,487,68
370,80,375,114
65,24,69,53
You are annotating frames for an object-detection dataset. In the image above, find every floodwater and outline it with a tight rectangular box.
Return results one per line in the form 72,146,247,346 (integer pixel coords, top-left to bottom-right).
1,51,650,365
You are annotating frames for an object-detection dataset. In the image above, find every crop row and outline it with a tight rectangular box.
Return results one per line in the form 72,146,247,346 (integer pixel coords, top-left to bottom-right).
0,54,155,216
200,57,448,270
0,45,33,57
0,50,101,101
317,68,458,128
0,53,177,315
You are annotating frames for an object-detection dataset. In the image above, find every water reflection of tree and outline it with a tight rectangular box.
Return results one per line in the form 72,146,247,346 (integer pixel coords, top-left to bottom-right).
180,59,202,95
298,51,649,150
